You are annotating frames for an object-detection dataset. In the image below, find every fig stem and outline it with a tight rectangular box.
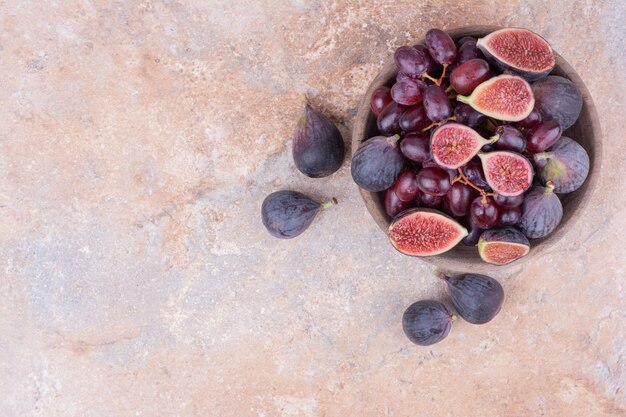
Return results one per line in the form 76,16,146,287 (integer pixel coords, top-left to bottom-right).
486,134,500,145
321,198,338,209
300,93,309,105
386,134,401,147
433,269,447,280
450,314,458,322
545,181,555,193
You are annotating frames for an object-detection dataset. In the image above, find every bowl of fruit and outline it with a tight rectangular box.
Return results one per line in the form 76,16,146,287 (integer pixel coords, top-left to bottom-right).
351,26,601,270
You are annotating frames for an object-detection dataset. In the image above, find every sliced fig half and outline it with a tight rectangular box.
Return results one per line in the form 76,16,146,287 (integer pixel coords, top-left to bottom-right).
478,151,533,196
478,227,530,265
388,208,468,257
457,75,534,122
477,28,555,81
431,123,499,169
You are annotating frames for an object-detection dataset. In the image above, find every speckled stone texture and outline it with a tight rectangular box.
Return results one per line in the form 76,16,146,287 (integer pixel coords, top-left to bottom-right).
0,1,625,416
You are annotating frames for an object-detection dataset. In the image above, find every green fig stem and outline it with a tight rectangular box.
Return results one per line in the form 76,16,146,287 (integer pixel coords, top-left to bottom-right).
456,94,469,104
433,269,447,280
545,181,555,194
450,314,458,322
321,198,338,209
300,93,309,105
386,134,401,147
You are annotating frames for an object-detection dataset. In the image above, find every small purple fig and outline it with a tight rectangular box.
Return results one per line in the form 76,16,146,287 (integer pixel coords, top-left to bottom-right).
532,137,589,194
517,182,563,238
293,96,345,178
437,271,504,324
402,300,456,346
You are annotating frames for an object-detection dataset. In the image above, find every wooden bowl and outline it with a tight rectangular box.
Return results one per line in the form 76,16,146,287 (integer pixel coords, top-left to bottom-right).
352,26,602,272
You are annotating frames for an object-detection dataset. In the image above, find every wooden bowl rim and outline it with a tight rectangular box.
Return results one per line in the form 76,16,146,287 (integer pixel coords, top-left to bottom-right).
351,25,603,272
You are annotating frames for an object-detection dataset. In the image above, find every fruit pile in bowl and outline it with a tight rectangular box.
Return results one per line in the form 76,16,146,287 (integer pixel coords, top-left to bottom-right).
351,26,600,268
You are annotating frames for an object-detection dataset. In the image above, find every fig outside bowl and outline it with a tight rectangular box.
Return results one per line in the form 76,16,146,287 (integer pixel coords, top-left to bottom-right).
351,26,602,272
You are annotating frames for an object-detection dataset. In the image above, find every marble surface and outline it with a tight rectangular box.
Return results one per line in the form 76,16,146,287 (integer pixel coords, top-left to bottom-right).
1,1,625,416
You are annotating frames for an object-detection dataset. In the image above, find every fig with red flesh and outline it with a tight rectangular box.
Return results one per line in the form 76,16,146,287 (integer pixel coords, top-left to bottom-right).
533,137,589,194
477,28,555,81
532,76,582,130
478,227,530,265
388,208,468,256
437,271,504,324
457,74,535,122
431,123,499,169
351,135,405,192
517,182,562,238
261,191,336,239
478,151,534,196
402,300,456,346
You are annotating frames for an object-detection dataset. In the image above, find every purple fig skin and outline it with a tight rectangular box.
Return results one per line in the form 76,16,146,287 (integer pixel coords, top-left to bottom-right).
462,220,484,246
293,103,345,178
480,227,529,246
516,183,563,238
402,300,455,346
262,191,335,239
533,137,590,194
439,272,504,324
532,76,583,130
351,135,405,192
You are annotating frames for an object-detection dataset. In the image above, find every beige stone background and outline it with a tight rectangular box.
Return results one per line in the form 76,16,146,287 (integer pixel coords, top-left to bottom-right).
1,0,625,416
